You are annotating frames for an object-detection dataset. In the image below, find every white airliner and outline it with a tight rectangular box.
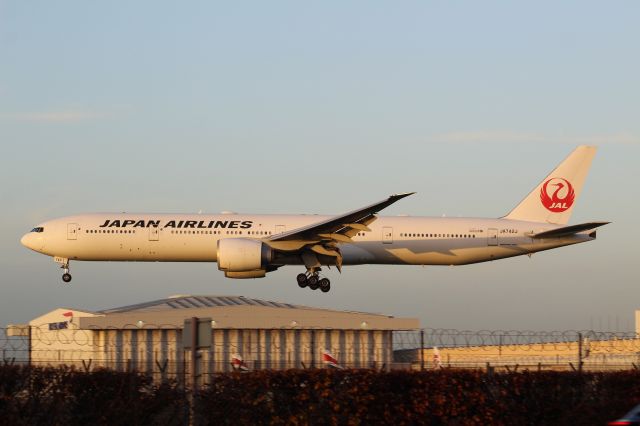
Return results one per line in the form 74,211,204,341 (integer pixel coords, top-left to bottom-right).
21,146,608,293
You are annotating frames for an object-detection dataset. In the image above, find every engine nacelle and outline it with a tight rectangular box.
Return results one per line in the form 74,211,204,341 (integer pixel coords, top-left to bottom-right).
225,270,266,279
217,238,272,274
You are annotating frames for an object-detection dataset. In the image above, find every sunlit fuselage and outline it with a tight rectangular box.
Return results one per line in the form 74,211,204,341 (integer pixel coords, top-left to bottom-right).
21,213,592,267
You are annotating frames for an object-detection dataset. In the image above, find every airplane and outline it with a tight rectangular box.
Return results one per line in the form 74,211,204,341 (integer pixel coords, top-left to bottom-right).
21,145,608,293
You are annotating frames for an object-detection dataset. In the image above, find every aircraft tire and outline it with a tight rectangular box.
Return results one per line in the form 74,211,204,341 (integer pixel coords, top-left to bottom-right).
296,273,308,288
62,273,72,283
308,275,319,290
319,278,330,293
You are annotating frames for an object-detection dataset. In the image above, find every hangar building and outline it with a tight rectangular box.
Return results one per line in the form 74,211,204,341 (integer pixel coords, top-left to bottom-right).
7,295,419,381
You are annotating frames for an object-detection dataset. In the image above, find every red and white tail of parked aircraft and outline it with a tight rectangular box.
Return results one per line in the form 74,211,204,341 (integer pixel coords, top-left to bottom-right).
21,146,608,293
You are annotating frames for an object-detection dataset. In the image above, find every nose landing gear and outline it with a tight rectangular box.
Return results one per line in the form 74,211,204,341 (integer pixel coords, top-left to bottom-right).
296,268,331,293
55,257,72,283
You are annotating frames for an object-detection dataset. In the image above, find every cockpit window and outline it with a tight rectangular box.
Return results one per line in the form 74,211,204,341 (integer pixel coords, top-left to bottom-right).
31,227,44,233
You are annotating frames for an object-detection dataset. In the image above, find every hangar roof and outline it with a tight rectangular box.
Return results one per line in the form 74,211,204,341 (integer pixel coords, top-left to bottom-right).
24,295,419,331
98,295,302,313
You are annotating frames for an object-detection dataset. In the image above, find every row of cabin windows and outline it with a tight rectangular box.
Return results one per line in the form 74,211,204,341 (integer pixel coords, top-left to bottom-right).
354,232,477,239
169,230,273,235
85,229,273,236
86,229,136,234
171,230,220,235
84,229,474,239
399,233,476,239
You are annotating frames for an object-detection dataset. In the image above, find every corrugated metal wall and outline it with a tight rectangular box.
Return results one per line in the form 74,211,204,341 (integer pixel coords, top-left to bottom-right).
53,328,395,381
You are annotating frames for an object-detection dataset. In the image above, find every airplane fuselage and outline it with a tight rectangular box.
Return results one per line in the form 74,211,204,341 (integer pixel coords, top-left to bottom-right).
22,213,592,267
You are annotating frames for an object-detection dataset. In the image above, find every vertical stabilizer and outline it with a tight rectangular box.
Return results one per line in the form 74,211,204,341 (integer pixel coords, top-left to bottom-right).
503,145,597,225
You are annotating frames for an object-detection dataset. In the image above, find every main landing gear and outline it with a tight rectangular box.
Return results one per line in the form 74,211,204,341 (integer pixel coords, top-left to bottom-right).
296,268,331,293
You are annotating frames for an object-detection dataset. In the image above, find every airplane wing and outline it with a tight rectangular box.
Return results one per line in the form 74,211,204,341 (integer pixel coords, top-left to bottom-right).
263,193,415,270
269,192,414,243
528,221,610,239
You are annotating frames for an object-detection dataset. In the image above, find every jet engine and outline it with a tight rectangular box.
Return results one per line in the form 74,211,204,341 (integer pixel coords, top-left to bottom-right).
217,238,273,278
224,270,267,279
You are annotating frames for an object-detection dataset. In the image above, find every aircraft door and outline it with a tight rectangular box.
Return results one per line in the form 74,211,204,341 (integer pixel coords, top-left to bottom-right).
487,228,498,246
149,227,159,241
67,223,78,240
275,225,285,235
382,227,393,244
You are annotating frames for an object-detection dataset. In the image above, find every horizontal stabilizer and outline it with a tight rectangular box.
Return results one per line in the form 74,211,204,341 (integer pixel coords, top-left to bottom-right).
528,221,610,239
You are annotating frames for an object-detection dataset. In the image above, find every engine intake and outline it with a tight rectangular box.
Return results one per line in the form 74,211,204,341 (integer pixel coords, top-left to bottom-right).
217,238,273,275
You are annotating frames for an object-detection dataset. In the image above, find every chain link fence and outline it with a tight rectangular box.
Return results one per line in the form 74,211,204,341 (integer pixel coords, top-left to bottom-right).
3,326,640,381
394,328,640,372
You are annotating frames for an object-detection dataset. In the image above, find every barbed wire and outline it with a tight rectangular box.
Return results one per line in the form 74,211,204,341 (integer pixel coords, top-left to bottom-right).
3,325,640,353
394,328,640,352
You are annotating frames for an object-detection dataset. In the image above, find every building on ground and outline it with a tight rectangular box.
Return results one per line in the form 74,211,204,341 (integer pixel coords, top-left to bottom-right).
7,295,419,381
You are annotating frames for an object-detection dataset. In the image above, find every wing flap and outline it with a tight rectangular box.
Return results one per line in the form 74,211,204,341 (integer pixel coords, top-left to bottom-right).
344,223,372,232
318,233,353,243
264,240,318,251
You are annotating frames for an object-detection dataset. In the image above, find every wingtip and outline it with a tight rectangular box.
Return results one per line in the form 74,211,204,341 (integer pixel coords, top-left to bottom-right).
392,192,416,198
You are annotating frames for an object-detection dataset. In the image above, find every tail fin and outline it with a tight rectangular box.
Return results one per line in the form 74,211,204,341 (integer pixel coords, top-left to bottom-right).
503,145,597,225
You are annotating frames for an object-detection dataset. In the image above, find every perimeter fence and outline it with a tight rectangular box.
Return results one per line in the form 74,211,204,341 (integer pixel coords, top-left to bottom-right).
3,325,640,384
4,325,640,424
394,328,640,372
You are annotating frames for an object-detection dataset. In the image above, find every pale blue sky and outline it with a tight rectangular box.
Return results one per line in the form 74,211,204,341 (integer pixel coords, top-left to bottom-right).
1,1,638,331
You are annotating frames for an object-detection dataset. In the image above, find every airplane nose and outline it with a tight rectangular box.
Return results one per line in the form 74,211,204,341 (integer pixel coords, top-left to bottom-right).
21,233,40,251
21,233,33,248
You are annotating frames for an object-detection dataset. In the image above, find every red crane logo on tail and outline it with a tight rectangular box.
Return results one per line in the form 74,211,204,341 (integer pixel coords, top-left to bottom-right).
540,178,575,212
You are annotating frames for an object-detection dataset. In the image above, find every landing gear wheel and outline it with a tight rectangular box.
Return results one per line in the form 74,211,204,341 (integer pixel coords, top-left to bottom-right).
319,278,331,293
58,259,71,284
307,275,319,290
296,273,308,288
